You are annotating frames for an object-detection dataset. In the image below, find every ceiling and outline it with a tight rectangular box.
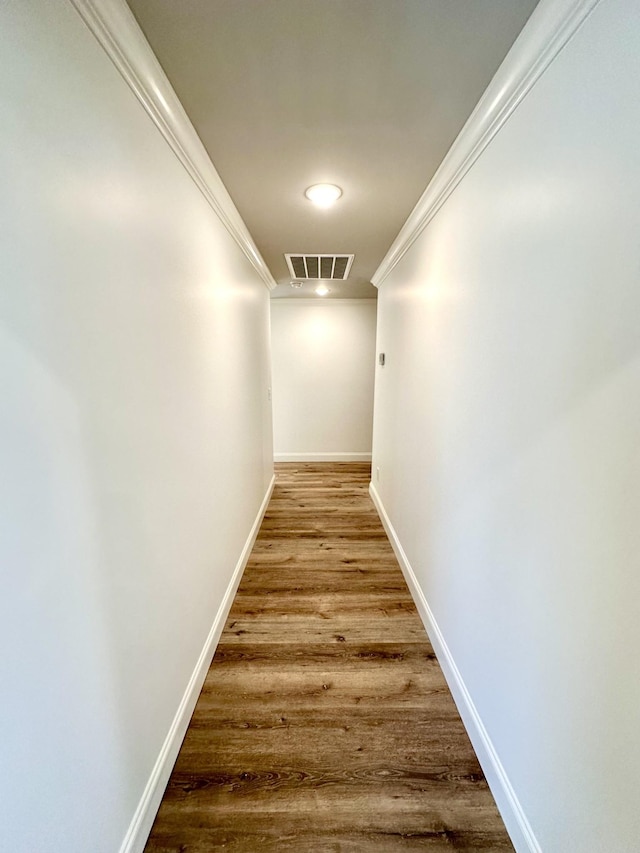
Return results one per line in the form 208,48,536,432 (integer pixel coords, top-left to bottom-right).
126,0,538,298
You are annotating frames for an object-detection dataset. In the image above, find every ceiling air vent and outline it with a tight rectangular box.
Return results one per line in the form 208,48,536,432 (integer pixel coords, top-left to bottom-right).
285,254,354,281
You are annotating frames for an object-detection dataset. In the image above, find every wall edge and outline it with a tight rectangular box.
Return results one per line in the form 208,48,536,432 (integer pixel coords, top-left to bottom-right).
369,482,542,853
118,474,276,853
68,0,277,291
371,0,602,288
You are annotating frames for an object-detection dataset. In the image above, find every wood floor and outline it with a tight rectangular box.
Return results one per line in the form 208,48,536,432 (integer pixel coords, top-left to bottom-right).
144,463,513,852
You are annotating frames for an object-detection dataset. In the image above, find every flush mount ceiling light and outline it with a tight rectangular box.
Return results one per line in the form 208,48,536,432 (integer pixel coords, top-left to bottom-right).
315,284,330,296
304,183,342,209
290,280,303,288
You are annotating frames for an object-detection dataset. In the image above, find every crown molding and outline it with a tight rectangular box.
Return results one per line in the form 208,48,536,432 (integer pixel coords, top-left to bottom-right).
372,0,603,289
271,298,377,306
69,0,277,292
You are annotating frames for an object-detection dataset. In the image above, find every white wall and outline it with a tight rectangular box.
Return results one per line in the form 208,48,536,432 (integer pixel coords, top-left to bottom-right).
0,2,272,852
371,0,640,850
271,299,376,461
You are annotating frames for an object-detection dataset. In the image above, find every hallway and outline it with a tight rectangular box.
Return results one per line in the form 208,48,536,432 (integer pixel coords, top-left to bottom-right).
144,464,512,852
4,1,640,850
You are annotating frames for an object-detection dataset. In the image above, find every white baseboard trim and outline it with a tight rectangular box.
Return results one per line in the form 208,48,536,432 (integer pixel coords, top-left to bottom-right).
119,474,276,853
368,482,541,853
274,452,372,462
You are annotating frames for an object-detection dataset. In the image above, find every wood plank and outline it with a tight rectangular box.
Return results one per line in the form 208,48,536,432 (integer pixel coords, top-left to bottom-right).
144,463,513,852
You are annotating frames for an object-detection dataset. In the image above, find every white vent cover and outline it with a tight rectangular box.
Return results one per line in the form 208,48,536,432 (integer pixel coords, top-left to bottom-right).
285,254,354,281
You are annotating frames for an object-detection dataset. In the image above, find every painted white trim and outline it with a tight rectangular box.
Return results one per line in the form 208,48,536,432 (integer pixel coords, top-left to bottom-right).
275,452,372,462
271,298,377,306
119,474,276,853
369,482,541,853
372,0,602,288
68,0,276,292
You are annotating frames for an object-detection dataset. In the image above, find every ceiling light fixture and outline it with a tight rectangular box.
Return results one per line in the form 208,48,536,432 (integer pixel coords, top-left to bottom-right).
315,284,330,296
304,183,342,209
290,280,303,288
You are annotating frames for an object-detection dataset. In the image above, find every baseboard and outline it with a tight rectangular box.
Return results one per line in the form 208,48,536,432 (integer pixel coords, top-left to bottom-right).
119,474,276,853
368,482,541,853
274,452,372,462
